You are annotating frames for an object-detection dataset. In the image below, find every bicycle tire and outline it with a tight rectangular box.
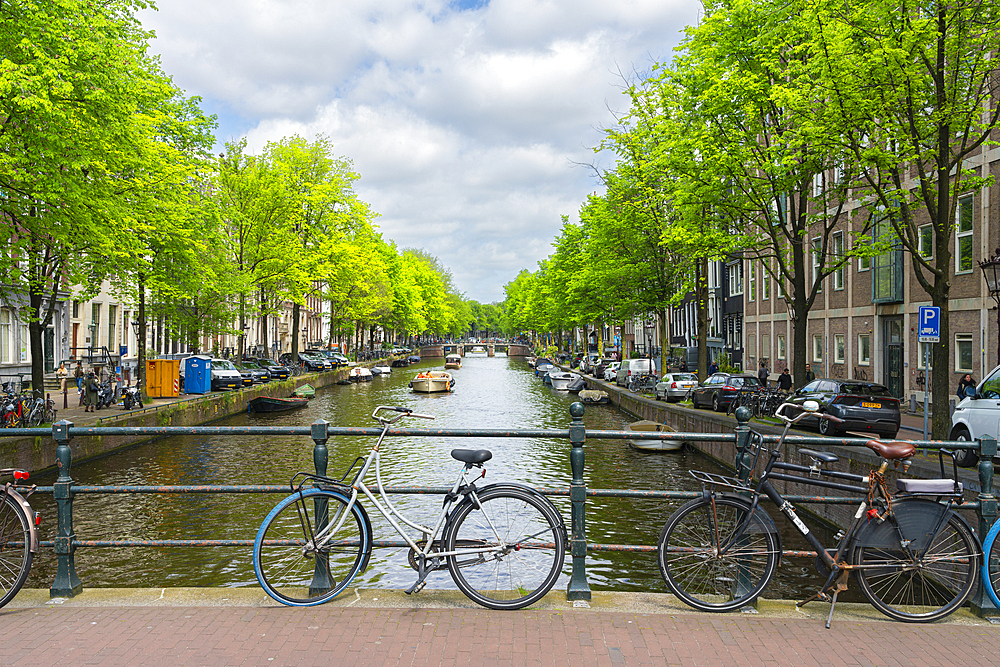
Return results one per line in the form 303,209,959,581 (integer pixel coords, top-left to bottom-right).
0,493,33,608
45,407,57,423
253,487,372,607
981,517,1000,610
658,495,780,612
445,486,565,610
853,509,978,622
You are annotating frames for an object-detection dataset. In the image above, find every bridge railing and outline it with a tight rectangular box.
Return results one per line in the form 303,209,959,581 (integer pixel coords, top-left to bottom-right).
4,404,996,614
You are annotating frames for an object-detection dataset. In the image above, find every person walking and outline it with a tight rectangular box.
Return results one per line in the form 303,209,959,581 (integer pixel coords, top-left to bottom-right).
83,371,99,413
56,362,69,393
757,360,769,388
804,364,816,384
776,368,792,392
708,360,719,376
957,374,977,400
75,362,85,405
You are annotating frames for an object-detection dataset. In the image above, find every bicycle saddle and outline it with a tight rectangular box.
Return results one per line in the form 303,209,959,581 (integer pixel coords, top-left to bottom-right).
451,449,492,465
865,440,915,460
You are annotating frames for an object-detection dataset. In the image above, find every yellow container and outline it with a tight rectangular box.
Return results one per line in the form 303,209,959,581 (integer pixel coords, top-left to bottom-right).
146,359,180,398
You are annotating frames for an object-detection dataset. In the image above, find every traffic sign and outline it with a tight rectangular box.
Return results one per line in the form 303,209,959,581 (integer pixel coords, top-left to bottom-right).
918,306,940,342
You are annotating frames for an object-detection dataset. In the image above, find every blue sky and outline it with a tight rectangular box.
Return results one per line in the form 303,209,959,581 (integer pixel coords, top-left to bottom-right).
140,0,700,302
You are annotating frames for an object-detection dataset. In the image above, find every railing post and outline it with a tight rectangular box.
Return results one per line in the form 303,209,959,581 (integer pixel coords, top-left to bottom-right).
566,402,591,601
971,435,998,616
309,419,333,597
50,420,82,597
733,406,753,485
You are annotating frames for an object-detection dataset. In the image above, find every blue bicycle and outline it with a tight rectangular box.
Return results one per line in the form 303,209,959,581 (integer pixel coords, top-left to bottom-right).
982,518,1000,609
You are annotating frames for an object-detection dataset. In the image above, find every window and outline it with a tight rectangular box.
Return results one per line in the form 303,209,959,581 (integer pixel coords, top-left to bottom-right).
813,172,824,197
956,195,973,273
108,305,117,350
762,269,770,300
955,334,973,372
91,303,101,345
918,224,933,259
858,334,870,365
812,238,822,293
748,334,756,359
761,334,770,359
918,341,934,370
812,335,823,362
832,232,844,290
872,218,903,303
19,323,28,362
776,279,784,298
72,300,80,319
0,309,9,363
748,264,756,301
728,262,743,296
859,254,870,271
777,334,786,360
834,334,845,363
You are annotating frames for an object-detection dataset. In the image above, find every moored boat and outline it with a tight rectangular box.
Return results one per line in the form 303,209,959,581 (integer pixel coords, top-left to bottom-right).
579,389,609,404
349,367,373,382
409,370,454,393
292,384,315,398
624,420,683,451
444,354,462,369
548,372,577,391
566,375,587,393
248,396,309,413
526,356,536,367
407,355,421,364
372,362,391,375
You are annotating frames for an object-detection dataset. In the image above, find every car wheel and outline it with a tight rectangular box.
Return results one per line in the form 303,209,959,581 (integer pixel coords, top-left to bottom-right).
949,426,980,468
818,416,838,436
712,395,721,412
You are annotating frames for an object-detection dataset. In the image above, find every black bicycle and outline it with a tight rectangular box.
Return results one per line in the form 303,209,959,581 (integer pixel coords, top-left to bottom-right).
658,401,979,626
0,469,39,608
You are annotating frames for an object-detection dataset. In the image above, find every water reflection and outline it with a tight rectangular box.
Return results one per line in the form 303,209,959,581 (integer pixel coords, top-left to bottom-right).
26,355,842,600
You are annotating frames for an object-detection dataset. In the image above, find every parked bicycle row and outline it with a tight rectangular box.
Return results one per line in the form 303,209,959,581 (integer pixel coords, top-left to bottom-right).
1,389,56,428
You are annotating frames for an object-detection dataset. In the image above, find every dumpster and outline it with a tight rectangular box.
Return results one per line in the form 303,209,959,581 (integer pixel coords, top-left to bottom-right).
183,355,212,395
145,359,180,398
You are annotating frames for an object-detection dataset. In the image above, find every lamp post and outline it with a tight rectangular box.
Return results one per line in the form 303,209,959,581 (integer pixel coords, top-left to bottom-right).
645,319,655,377
130,319,143,393
980,247,1000,367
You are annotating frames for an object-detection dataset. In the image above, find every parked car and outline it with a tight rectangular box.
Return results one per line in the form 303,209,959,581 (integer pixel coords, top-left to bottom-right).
246,358,291,381
603,362,621,383
950,363,1000,467
279,352,328,372
616,358,658,387
691,373,761,411
655,373,699,402
209,358,244,391
233,361,268,385
787,379,901,438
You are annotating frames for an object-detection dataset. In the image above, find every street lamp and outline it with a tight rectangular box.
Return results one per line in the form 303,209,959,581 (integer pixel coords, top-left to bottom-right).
130,319,143,390
980,247,1000,366
645,319,655,377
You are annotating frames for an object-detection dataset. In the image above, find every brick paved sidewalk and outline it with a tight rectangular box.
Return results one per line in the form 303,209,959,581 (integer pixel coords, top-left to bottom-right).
1,603,996,667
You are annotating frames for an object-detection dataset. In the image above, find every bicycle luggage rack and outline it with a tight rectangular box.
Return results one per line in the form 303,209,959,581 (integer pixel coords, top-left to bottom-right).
689,470,754,493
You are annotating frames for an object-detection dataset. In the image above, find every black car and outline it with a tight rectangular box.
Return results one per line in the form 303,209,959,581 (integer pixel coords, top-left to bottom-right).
788,379,901,438
246,358,290,381
239,359,274,382
231,362,259,387
279,352,327,372
692,373,762,411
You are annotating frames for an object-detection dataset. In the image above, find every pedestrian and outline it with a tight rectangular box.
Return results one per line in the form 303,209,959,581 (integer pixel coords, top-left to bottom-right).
804,363,816,384
56,362,69,393
75,362,84,405
957,373,977,400
777,368,793,392
708,360,719,376
757,360,769,388
83,371,99,413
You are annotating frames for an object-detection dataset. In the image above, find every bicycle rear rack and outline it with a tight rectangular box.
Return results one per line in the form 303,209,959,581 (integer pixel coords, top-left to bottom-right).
689,470,754,493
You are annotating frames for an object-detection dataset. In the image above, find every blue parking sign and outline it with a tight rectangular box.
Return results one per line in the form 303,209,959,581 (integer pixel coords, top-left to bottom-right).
918,306,940,342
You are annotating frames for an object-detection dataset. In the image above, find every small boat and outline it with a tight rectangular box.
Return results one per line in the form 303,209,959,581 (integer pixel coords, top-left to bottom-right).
349,367,373,382
292,384,315,398
391,358,410,368
444,354,462,369
409,370,454,393
372,362,391,375
624,420,683,452
248,396,309,413
579,389,609,404
408,355,421,364
535,362,554,378
566,375,587,393
469,346,486,354
526,357,536,367
548,372,576,391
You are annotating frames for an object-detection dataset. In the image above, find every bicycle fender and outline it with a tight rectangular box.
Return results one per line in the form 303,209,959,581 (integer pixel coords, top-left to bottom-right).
466,482,568,540
5,488,38,553
851,496,960,554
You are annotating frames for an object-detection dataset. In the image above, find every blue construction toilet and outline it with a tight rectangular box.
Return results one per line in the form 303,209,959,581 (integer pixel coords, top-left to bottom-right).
184,355,212,394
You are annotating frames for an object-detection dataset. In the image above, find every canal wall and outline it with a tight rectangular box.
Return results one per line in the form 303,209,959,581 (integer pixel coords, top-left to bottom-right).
0,365,364,475
565,368,983,529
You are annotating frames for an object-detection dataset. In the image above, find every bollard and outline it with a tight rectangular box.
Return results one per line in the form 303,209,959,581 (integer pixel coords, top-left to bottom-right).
972,435,998,616
309,419,333,597
733,407,753,484
50,420,82,597
566,402,591,600
62,387,68,410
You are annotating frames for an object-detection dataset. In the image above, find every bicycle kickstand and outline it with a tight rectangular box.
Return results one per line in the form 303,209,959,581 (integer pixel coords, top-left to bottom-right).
797,570,848,629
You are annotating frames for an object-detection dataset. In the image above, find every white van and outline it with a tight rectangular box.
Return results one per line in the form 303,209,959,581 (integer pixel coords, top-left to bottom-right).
616,358,658,387
950,363,1000,467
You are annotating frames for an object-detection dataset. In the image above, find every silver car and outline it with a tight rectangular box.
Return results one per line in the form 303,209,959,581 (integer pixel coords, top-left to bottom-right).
655,373,699,402
603,362,620,382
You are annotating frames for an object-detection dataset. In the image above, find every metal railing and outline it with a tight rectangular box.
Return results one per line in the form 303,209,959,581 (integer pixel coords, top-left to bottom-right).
4,405,997,615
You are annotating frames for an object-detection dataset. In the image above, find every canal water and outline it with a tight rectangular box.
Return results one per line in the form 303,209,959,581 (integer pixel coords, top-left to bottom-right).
26,354,837,600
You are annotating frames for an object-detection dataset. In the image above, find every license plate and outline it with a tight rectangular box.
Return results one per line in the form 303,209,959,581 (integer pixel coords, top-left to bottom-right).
861,401,881,408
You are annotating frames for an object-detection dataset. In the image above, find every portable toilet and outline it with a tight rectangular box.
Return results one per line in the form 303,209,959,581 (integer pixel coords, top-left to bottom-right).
145,359,180,398
184,355,212,394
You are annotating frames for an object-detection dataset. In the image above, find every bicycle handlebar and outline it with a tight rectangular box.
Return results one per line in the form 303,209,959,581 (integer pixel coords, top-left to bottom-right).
372,405,435,421
774,402,844,425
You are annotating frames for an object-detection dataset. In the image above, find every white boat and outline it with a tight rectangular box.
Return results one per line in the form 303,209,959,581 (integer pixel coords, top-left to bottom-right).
548,372,578,391
349,366,373,382
372,362,391,375
526,356,536,367
444,354,462,369
624,420,683,451
579,389,609,404
409,370,455,393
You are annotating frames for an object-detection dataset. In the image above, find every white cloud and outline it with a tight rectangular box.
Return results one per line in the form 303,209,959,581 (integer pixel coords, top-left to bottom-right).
141,0,699,301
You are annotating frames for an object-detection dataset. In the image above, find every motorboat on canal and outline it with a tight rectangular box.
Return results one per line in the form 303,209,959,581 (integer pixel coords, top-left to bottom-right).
372,362,391,375
624,420,683,452
534,361,554,378
349,366,373,382
409,370,455,393
526,356,536,367
248,396,309,413
579,389,609,404
566,375,587,393
407,355,421,364
444,354,462,369
548,372,577,391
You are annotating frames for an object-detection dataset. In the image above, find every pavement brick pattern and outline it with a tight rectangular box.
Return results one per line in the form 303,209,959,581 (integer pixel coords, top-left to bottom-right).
1,605,996,666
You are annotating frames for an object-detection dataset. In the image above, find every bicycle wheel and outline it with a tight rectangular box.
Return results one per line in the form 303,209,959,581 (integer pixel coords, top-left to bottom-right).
854,511,978,622
253,487,371,606
0,494,32,608
658,495,780,612
445,486,565,610
982,518,1000,609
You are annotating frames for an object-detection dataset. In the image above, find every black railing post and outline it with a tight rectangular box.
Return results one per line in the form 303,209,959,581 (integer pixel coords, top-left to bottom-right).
972,435,998,616
309,419,333,597
50,420,82,597
566,402,591,601
733,406,753,484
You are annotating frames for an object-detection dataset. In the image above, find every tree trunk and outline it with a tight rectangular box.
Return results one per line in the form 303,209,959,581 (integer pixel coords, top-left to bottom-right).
291,302,301,364
138,273,148,402
696,257,709,378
